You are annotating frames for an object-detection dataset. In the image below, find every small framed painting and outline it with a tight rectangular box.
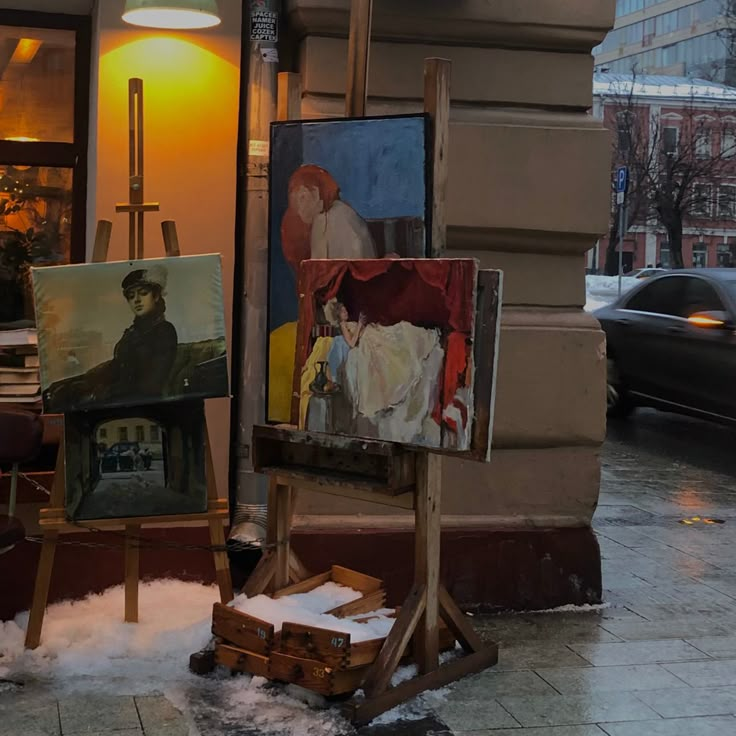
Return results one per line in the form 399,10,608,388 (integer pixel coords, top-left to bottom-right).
32,254,229,413
64,400,209,521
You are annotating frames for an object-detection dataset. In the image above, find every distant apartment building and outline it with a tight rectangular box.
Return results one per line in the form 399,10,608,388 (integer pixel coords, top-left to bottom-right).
591,72,736,272
593,0,731,82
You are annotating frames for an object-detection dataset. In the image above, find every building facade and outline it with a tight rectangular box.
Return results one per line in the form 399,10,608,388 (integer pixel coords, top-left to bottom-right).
1,0,615,618
591,72,736,272
593,0,731,81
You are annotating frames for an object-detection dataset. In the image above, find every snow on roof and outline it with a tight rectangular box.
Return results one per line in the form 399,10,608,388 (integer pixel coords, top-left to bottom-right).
594,73,736,101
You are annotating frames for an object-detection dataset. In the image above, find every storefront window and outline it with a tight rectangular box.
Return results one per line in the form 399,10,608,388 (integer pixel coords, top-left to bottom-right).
0,26,75,143
0,11,89,323
0,165,72,321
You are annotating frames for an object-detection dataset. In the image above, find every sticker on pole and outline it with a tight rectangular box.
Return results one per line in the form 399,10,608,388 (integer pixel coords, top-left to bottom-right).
251,9,278,42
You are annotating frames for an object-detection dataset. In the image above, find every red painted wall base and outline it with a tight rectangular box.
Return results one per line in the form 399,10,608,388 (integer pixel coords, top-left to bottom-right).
1,525,601,621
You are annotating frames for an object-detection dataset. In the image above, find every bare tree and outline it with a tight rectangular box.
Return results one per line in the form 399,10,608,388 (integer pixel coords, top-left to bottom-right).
603,77,652,275
646,103,736,268
602,77,736,270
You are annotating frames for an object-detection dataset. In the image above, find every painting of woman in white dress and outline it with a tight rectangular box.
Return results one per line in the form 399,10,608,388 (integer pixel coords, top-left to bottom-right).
296,258,480,452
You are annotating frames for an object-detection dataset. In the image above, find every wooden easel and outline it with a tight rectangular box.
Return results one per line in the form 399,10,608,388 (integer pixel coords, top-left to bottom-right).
240,3,498,722
24,79,232,650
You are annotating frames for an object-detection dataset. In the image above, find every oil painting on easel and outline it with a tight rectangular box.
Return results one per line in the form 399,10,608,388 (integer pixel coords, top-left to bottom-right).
31,254,229,413
63,401,208,521
267,114,431,423
296,258,493,454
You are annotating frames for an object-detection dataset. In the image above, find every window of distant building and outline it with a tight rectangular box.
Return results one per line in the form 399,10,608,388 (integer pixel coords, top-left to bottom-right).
118,427,129,442
692,184,713,218
616,110,634,155
662,126,679,155
718,184,736,219
659,241,671,268
717,242,734,267
150,425,159,442
135,425,145,442
692,241,708,268
723,128,736,157
695,128,713,158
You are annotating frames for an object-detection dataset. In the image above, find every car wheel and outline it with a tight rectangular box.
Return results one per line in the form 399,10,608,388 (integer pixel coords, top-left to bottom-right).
607,358,633,418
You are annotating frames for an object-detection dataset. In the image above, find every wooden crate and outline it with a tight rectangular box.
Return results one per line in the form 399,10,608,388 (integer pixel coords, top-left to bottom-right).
269,651,369,696
211,602,275,655
211,565,384,657
272,565,386,617
279,614,457,671
214,641,270,678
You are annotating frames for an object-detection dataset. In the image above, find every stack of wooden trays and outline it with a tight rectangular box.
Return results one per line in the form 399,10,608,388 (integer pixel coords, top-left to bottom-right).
212,565,456,696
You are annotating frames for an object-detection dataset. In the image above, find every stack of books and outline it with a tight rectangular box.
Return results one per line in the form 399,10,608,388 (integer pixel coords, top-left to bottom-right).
0,321,41,406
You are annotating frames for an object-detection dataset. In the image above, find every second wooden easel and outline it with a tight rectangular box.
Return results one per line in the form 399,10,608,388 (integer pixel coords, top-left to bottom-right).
24,78,232,650
239,2,499,722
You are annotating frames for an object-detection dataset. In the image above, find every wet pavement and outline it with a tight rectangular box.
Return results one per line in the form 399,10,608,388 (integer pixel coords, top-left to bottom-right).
5,408,736,735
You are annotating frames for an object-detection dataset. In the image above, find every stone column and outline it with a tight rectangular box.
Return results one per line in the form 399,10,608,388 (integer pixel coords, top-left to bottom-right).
286,0,615,609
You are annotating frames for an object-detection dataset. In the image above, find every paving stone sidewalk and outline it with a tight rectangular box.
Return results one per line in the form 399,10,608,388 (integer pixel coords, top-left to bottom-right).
5,410,736,735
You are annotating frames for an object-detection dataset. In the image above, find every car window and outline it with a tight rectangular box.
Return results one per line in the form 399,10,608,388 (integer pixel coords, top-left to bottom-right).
624,276,686,316
677,277,725,318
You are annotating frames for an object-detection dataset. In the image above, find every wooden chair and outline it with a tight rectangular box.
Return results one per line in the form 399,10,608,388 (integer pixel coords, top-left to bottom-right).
0,408,43,553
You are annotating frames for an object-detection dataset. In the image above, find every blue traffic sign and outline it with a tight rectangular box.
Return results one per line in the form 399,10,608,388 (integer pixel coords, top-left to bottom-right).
616,166,629,193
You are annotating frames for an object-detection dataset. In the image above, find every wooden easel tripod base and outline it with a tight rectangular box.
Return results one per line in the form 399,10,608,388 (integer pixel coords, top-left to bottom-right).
246,432,499,725
24,219,232,650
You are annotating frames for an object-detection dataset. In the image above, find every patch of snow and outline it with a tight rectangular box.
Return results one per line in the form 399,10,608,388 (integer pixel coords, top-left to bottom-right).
585,274,638,312
0,579,441,734
526,602,612,614
1,579,215,691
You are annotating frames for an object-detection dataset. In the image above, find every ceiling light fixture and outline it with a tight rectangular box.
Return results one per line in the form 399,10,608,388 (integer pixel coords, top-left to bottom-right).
122,0,221,30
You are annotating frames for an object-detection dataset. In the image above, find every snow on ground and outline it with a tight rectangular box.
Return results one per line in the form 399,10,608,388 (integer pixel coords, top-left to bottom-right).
585,274,638,312
0,579,447,735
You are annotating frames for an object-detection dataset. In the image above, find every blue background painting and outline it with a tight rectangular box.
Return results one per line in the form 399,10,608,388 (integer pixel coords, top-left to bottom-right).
268,115,429,332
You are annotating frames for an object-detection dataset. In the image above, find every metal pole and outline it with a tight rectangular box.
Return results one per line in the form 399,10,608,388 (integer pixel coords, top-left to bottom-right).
232,0,280,546
617,203,625,297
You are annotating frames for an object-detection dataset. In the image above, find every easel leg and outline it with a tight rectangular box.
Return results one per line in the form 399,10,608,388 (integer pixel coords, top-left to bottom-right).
124,524,141,622
24,531,59,649
274,482,292,591
209,517,234,603
414,452,442,673
204,427,233,603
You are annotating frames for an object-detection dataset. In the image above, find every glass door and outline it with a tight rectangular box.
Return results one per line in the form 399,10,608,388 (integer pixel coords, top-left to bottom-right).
0,10,90,323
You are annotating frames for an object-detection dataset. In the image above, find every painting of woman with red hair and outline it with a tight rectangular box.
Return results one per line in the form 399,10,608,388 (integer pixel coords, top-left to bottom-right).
280,164,377,274
267,114,431,423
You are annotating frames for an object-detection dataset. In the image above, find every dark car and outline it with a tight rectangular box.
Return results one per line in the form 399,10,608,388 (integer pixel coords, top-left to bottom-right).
594,269,736,423
100,441,140,473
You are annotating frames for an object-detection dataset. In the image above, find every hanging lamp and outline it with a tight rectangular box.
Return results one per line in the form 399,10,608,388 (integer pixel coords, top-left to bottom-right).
122,0,221,29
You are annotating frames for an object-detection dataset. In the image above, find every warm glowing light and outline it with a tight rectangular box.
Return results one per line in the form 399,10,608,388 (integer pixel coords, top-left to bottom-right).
688,315,725,327
10,38,43,64
4,136,40,142
122,1,221,29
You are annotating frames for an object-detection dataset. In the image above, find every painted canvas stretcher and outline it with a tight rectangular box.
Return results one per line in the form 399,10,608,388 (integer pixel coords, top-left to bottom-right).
293,258,502,460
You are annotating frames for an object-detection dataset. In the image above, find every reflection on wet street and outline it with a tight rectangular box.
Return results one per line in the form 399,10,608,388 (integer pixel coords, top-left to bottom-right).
458,408,736,735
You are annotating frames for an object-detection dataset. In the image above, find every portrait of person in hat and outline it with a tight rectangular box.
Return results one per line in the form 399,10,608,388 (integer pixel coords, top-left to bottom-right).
44,264,179,408
108,264,178,399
